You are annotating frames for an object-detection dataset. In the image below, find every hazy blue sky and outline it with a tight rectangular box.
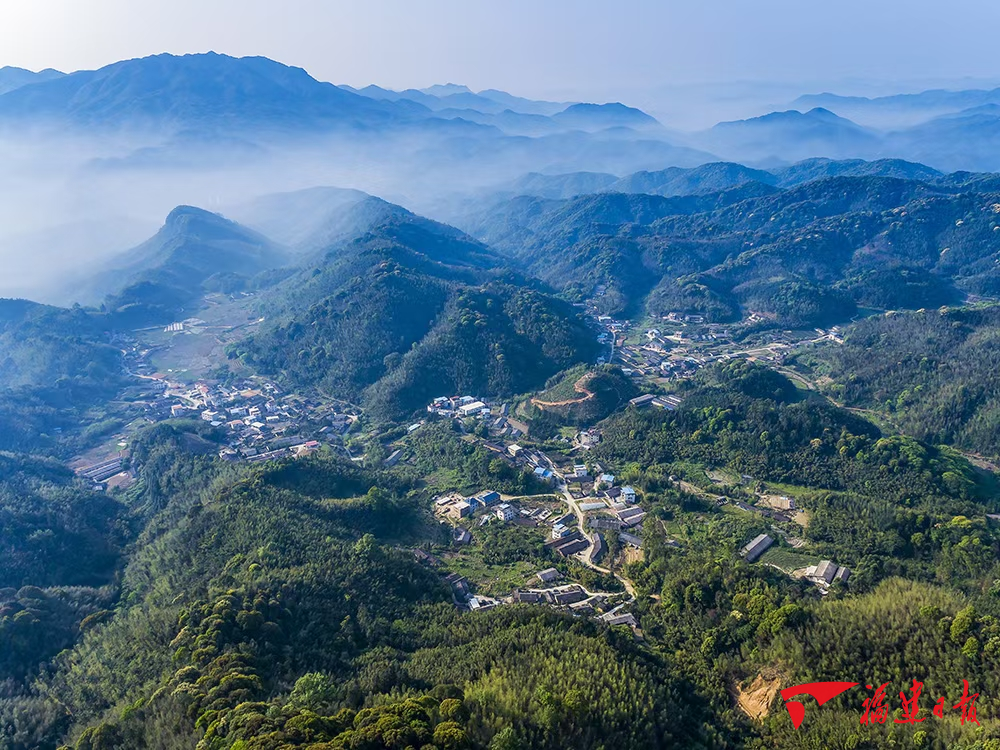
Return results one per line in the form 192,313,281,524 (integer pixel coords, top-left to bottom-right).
2,0,999,100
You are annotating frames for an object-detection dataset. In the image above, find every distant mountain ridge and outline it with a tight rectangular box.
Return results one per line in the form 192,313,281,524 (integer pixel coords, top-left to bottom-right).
794,86,1000,128
0,52,418,132
695,107,882,162
0,65,64,96
0,52,705,184
340,82,573,116
484,157,946,205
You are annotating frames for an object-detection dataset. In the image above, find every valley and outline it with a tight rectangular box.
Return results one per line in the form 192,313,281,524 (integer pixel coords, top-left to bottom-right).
5,45,1000,750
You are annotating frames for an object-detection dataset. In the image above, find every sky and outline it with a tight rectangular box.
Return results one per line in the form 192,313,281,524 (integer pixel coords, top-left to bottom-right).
2,0,1000,104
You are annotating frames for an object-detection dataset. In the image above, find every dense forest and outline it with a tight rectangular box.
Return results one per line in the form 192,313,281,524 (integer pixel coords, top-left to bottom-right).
3,359,1000,749
795,304,1000,457
463,174,1000,325
0,423,714,750
231,214,597,420
0,300,131,454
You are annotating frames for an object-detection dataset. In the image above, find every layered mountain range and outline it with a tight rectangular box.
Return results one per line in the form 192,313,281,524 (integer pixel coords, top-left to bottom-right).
461,162,1000,324
2,52,999,183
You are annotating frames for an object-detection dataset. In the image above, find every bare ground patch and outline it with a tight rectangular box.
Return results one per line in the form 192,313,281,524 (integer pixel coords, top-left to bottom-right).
733,671,785,722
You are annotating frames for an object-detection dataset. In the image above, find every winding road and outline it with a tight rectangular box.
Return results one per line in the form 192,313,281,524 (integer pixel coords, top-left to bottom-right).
531,374,596,409
555,478,637,599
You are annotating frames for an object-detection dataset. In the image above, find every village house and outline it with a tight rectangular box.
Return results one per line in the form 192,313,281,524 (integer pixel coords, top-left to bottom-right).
495,503,517,522
601,612,638,628
536,568,561,584
459,400,487,417
806,560,851,586
551,523,573,540
549,587,587,605
533,467,555,483
619,532,643,548
590,533,606,564
773,496,795,510
555,537,589,557
475,490,501,507
741,533,774,562
450,500,474,520
590,516,622,531
445,573,470,600
468,596,498,611
629,394,657,409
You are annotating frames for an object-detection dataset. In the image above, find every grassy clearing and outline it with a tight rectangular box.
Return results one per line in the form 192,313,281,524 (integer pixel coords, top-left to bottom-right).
535,365,589,402
440,554,538,597
758,545,820,573
755,480,815,499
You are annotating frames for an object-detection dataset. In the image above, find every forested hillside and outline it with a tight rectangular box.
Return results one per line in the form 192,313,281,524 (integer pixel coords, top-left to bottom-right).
795,304,1000,457
0,422,714,750
4,357,1000,748
0,300,127,453
596,361,1000,590
231,212,597,420
0,300,122,394
3,142,1000,750
464,173,1000,324
10,38,1000,750
517,363,640,436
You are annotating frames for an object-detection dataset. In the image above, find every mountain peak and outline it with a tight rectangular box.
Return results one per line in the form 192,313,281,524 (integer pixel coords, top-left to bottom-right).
0,52,404,132
805,106,845,121
0,65,65,96
163,204,233,229
554,102,660,129
420,83,473,96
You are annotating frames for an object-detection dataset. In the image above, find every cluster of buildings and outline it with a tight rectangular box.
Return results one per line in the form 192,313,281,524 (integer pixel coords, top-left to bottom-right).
137,374,357,462
438,562,633,626
512,583,600,614
427,395,531,441
574,429,602,450
477,441,557,485
434,490,549,534
76,456,124,483
629,393,683,411
804,559,851,589
428,395,493,418
741,533,850,592
74,455,137,491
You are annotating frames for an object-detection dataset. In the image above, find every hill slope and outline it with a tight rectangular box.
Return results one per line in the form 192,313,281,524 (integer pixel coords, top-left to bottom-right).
0,65,64,96
94,205,289,324
231,208,598,418
796,305,1000,457
697,108,882,162
465,172,1000,324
